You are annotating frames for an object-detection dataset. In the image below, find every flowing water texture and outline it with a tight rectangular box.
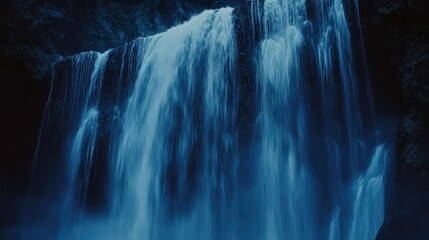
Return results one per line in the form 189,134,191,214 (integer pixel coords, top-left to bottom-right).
30,1,389,240
253,0,387,239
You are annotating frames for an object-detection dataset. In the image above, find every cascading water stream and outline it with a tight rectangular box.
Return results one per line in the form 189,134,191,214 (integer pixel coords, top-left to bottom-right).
111,9,238,239
253,0,387,239
29,1,389,240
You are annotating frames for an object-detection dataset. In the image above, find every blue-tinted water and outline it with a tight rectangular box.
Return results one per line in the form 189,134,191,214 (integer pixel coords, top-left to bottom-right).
28,2,389,240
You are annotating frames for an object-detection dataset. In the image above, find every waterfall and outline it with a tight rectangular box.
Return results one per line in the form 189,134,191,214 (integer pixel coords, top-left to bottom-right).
253,0,387,239
111,8,237,239
30,1,389,240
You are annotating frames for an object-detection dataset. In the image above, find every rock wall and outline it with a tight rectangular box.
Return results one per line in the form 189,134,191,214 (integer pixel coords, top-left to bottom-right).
359,0,429,239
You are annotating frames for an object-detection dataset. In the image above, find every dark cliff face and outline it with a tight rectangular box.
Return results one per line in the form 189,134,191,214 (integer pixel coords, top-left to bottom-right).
359,0,429,239
0,0,239,80
0,2,55,224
